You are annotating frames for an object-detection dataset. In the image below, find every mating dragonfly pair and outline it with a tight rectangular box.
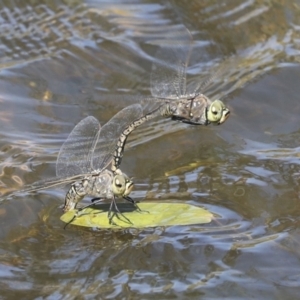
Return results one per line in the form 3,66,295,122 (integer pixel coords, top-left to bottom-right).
16,27,230,225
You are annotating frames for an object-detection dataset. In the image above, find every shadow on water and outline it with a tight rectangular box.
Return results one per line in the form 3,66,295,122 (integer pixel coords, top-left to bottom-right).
0,0,300,298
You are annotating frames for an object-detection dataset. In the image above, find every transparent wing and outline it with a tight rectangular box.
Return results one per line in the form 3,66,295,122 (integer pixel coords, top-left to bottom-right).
56,116,101,177
189,56,236,97
15,174,86,195
139,96,168,115
92,103,143,171
150,25,193,100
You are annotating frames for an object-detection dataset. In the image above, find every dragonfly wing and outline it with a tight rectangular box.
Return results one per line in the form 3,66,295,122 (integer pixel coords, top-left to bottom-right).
5,174,88,200
189,56,237,98
56,116,101,178
139,97,168,115
92,104,143,171
150,25,193,99
3,117,100,200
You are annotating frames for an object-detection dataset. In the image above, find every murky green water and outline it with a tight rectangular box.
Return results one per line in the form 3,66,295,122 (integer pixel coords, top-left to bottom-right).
1,0,300,298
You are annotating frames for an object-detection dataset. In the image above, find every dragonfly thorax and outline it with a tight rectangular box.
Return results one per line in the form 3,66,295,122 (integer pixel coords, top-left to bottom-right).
169,95,209,125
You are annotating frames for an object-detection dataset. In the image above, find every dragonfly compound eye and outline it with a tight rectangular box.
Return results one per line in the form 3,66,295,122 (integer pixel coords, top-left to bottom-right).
112,175,126,195
207,99,230,124
212,106,218,115
116,179,122,187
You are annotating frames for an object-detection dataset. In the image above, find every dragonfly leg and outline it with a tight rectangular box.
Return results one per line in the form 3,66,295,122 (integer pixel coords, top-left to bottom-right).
123,196,149,214
65,197,134,227
108,198,115,223
123,195,138,204
91,197,101,202
79,198,105,211
64,198,105,229
108,196,133,225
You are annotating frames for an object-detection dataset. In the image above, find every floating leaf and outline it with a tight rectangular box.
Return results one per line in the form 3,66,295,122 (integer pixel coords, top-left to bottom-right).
60,202,213,228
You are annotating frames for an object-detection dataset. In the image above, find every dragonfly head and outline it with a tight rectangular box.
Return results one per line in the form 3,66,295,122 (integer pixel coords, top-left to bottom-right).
207,99,230,125
112,173,134,197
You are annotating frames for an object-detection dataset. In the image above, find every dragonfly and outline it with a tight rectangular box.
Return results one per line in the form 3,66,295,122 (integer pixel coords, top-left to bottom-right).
112,26,231,171
11,104,146,225
148,27,230,126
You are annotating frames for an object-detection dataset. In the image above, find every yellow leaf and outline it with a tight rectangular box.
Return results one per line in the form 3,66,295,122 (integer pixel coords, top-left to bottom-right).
60,202,213,228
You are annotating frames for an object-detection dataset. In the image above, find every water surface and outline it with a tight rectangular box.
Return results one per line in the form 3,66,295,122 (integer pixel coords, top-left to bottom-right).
1,0,300,298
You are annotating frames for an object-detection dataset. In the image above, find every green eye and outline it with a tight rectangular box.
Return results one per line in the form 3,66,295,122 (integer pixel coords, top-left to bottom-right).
206,99,230,124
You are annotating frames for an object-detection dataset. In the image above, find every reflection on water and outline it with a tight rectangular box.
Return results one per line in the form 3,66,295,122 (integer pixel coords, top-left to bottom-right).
1,0,300,298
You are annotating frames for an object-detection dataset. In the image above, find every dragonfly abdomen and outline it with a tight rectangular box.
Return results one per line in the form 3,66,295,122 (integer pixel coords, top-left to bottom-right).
112,105,164,171
63,170,114,212
63,179,88,212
